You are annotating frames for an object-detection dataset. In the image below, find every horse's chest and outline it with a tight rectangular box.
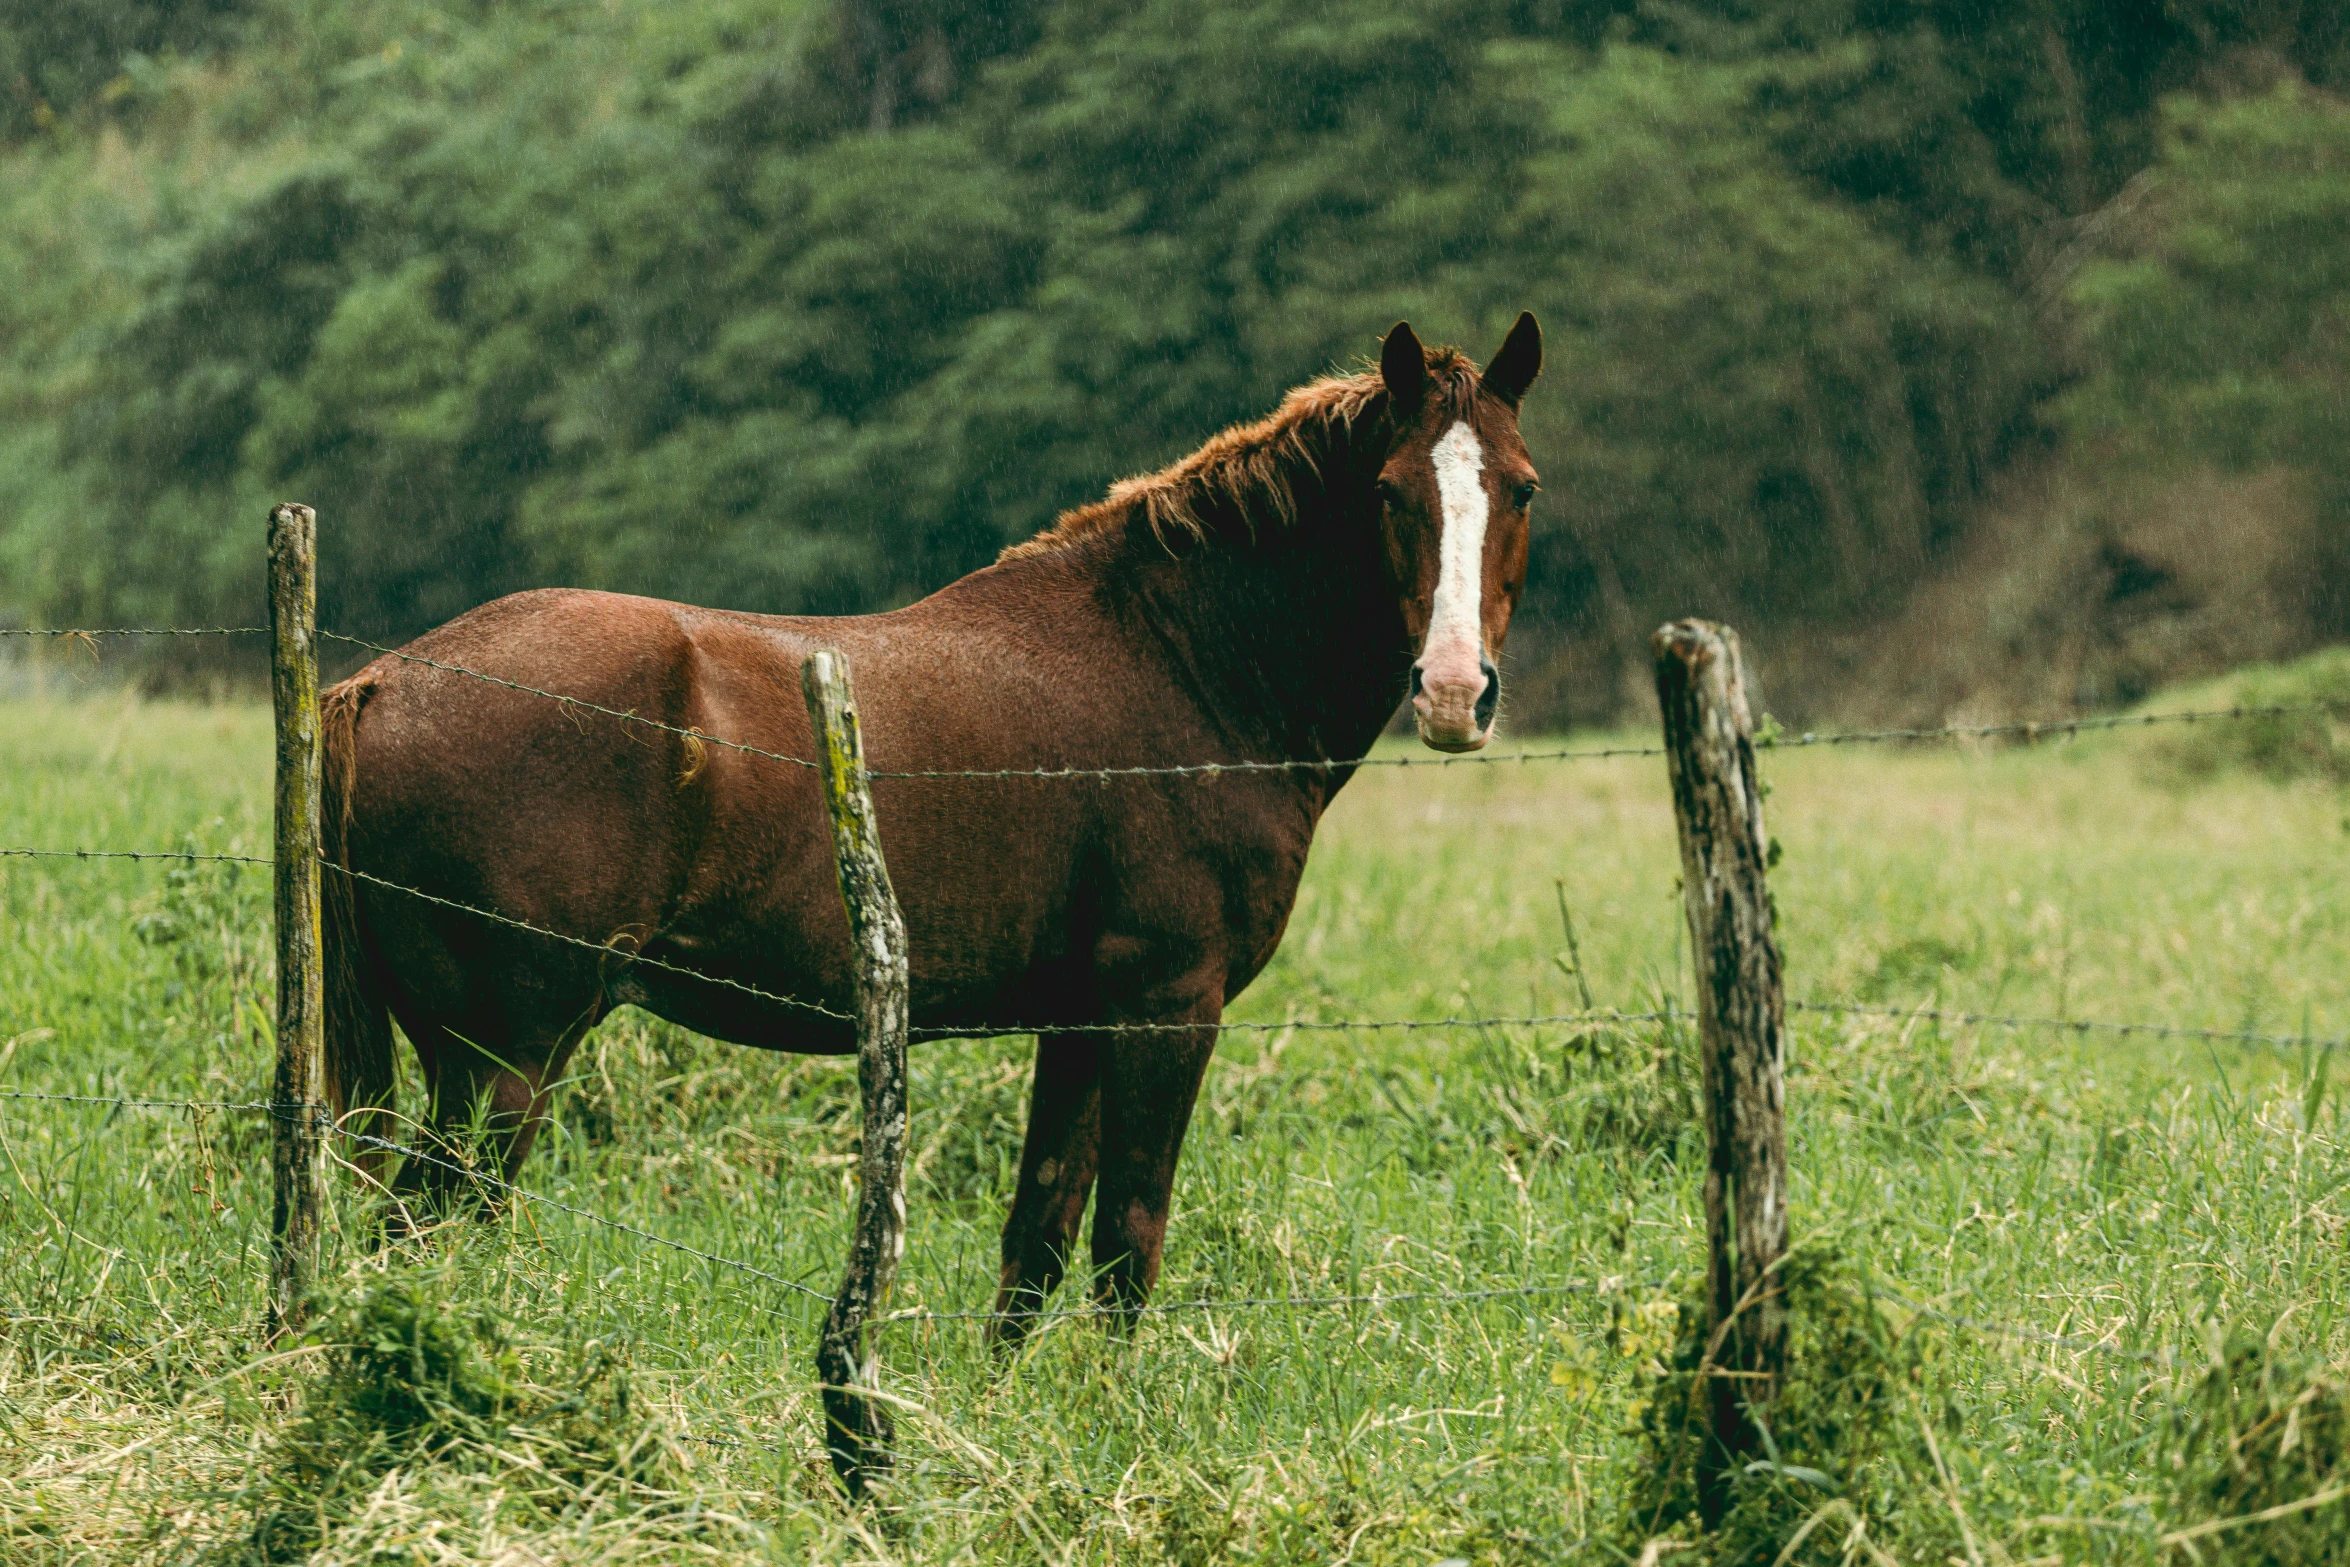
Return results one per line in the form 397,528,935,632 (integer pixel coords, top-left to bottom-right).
1099,793,1315,946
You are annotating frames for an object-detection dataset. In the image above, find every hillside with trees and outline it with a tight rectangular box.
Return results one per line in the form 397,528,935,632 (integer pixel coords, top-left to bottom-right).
1,0,2344,723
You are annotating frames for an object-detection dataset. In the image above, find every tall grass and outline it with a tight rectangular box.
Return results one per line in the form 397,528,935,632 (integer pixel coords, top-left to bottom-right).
3,669,2349,1562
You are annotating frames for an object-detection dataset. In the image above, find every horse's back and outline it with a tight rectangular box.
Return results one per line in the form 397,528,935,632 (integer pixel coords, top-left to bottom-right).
338,573,1316,1043
337,584,1120,1041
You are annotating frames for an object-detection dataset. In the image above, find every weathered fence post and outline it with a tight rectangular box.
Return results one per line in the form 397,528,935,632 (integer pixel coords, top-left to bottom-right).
267,503,325,1341
801,648,911,1495
1652,619,1788,1527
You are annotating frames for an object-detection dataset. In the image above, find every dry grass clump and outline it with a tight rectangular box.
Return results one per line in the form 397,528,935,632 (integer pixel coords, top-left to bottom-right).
229,1266,696,1565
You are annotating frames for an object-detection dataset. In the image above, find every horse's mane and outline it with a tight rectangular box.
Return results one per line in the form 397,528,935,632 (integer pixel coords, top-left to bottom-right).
1000,346,1482,562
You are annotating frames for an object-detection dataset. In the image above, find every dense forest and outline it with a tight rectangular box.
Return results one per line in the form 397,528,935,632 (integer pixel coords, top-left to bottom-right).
1,0,2344,722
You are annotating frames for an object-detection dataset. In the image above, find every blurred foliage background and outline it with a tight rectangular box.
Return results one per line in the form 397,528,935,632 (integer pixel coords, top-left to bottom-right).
0,0,2343,723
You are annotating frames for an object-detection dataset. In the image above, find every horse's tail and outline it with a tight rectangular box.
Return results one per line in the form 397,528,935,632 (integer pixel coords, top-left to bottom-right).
321,668,397,1184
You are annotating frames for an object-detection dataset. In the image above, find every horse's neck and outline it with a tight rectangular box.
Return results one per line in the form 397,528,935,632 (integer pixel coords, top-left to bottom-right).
1109,510,1411,774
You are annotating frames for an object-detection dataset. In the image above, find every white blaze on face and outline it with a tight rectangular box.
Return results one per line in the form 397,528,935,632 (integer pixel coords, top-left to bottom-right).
1424,419,1489,677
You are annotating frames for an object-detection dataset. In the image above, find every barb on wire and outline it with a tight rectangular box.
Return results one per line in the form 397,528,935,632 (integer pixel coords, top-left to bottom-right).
0,848,267,866
0,626,267,637
1794,999,2342,1057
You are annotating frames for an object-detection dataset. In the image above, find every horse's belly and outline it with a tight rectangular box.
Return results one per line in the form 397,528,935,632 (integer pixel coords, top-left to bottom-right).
638,811,1085,1048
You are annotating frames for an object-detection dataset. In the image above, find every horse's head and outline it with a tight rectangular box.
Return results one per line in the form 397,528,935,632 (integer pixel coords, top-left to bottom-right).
1376,313,1542,752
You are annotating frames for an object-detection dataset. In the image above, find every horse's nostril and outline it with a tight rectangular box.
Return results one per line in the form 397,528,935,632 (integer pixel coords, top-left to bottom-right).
1409,665,1425,699
1475,654,1500,731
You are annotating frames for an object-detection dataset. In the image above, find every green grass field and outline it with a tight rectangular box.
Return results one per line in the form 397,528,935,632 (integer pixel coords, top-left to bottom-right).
3,662,2349,1564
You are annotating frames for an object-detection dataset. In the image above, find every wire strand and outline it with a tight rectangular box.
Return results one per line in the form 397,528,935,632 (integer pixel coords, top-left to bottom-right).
0,848,268,866
0,626,267,637
324,861,855,1024
316,627,2349,782
0,1087,277,1113
0,1076,2248,1353
1793,999,2344,1056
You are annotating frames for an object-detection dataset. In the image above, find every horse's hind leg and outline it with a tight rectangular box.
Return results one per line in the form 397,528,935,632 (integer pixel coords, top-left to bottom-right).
990,1031,1101,1349
1090,1008,1218,1316
385,1010,595,1232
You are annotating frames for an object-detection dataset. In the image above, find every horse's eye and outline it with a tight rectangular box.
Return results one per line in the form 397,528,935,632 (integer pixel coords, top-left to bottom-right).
1513,481,1539,509
1377,480,1405,509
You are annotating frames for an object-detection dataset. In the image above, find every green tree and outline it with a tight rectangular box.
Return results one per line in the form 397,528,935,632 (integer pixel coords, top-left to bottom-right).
0,0,250,140
2060,81,2350,633
1,0,2340,720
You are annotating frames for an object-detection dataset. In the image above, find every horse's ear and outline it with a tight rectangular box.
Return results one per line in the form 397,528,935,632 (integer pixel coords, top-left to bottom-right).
1482,311,1542,408
1381,321,1426,415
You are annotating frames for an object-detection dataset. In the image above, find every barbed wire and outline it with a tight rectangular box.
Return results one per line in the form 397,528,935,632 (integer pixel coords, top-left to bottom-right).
0,1086,275,1113
0,626,267,637
319,626,2350,782
4,837,1684,1040
869,747,1668,779
12,616,2344,770
0,1084,1621,1324
23,841,2344,1055
1758,700,2348,752
1794,999,2343,1056
322,861,854,1024
0,1091,2183,1359
0,1075,2251,1359
0,848,267,866
17,846,2340,1059
329,864,1647,1041
322,851,1685,1040
915,1008,1672,1041
873,700,2348,777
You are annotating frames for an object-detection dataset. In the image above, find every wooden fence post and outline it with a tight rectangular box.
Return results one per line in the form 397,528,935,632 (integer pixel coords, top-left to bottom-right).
801,648,911,1496
1652,619,1788,1527
267,503,325,1341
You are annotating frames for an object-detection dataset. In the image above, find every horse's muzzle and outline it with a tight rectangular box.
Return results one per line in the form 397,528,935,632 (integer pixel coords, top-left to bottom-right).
1411,650,1500,752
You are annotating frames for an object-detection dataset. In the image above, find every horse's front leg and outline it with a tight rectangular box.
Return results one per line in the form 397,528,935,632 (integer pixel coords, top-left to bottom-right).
1090,991,1221,1316
990,1030,1103,1350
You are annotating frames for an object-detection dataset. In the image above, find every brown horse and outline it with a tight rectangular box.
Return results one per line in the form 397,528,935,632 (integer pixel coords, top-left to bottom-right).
321,315,1543,1333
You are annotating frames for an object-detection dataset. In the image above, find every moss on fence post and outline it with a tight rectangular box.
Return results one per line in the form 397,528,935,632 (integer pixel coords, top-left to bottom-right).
802,647,911,1496
267,501,325,1342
